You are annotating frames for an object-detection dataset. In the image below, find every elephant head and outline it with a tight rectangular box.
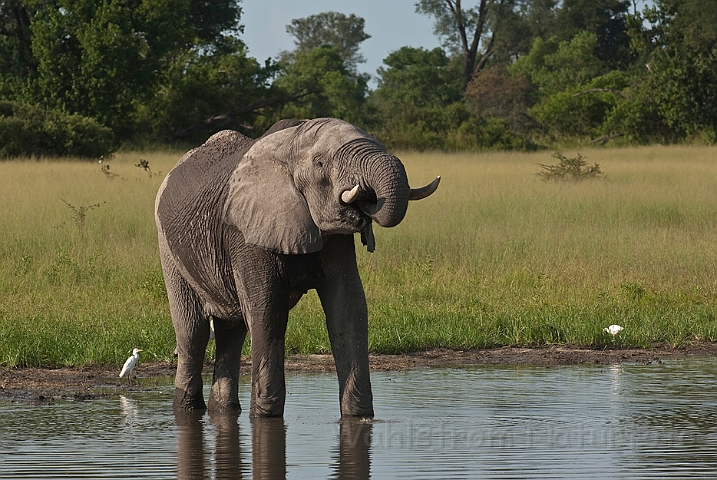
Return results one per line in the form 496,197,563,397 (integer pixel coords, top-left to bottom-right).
223,118,439,253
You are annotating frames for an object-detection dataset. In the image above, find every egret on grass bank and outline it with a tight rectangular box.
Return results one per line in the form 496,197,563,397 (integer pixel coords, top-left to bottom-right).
604,325,623,335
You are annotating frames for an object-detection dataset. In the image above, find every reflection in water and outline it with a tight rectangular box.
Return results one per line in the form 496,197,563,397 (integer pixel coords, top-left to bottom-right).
173,413,375,479
1,359,716,479
175,411,210,479
173,414,374,479
119,395,138,417
175,410,250,479
211,412,244,479
251,417,286,480
331,419,372,480
119,395,139,430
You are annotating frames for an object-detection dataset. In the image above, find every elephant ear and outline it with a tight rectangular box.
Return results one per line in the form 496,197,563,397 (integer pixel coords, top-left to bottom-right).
223,144,323,255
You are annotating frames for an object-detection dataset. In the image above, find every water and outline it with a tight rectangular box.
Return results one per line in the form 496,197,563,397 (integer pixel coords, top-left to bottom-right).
1,358,716,479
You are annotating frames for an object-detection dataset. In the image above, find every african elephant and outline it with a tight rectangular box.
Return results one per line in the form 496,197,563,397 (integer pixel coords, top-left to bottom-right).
155,118,439,417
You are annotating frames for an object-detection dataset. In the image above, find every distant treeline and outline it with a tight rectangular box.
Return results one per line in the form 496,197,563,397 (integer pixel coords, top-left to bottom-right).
1,0,715,157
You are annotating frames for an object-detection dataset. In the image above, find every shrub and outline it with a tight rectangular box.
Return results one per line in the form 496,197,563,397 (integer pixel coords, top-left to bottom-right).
536,152,603,181
0,101,114,159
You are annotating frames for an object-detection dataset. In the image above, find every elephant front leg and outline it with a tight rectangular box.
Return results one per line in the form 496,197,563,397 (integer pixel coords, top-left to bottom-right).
233,247,291,417
249,326,288,417
208,318,247,412
317,235,374,418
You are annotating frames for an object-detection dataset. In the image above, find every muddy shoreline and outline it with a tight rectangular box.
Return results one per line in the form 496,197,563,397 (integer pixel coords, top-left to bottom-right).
2,344,715,404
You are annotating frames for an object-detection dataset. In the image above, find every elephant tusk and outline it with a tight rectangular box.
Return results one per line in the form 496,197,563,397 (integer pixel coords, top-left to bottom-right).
409,176,441,201
341,184,361,204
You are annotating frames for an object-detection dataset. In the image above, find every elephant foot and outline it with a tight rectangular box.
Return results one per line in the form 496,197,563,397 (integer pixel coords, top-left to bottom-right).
208,376,241,412
339,369,374,418
208,394,241,413
249,368,286,417
173,388,207,411
249,395,285,418
341,410,374,420
340,408,374,419
208,398,242,413
249,407,284,418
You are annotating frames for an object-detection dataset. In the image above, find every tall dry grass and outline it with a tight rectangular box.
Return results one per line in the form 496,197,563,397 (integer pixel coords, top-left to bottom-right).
1,146,717,366
294,145,717,351
0,152,180,366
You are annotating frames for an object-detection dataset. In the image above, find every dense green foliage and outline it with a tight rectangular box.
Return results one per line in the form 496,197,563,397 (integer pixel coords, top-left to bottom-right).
0,100,113,157
0,0,715,156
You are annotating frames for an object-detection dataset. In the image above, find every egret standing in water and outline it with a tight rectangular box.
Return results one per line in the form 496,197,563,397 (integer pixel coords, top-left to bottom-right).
119,348,142,384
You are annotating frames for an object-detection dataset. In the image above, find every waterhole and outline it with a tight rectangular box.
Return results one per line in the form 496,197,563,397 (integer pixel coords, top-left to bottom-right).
1,358,715,479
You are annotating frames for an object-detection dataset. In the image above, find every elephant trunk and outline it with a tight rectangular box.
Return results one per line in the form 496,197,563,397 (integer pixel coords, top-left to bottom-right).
358,152,410,228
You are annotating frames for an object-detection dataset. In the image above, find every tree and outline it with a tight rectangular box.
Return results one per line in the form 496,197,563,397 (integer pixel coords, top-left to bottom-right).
416,0,499,88
0,99,113,158
609,0,717,143
465,64,533,132
188,0,244,50
367,47,460,148
0,0,34,94
554,0,632,68
513,31,604,96
489,0,552,62
146,40,275,142
268,13,372,128
374,47,463,108
0,0,248,143
270,45,368,125
509,31,626,139
523,0,558,42
367,46,528,150
285,12,370,71
29,1,185,137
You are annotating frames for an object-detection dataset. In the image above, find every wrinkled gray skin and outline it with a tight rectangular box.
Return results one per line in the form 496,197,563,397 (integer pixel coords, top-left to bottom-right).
155,118,438,417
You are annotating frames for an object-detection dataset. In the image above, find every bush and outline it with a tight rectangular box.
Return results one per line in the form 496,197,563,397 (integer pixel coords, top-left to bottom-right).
452,118,538,151
0,101,114,159
536,152,603,181
370,102,537,152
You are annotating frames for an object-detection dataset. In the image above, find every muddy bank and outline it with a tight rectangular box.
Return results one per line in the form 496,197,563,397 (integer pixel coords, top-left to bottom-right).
1,344,715,404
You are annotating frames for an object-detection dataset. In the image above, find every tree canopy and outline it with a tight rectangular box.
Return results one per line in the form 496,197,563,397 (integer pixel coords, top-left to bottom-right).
0,0,715,157
285,11,370,71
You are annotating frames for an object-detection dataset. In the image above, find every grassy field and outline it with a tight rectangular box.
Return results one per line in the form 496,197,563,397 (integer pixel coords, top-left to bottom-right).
1,146,717,367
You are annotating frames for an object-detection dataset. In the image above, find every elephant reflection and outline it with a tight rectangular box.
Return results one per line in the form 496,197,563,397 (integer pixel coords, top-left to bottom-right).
174,413,373,479
331,419,373,479
175,411,214,478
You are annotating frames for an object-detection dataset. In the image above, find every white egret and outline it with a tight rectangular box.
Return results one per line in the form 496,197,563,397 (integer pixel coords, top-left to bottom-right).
119,348,142,383
604,325,624,335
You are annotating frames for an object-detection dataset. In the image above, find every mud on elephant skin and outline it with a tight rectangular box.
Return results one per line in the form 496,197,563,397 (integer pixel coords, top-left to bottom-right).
155,118,439,417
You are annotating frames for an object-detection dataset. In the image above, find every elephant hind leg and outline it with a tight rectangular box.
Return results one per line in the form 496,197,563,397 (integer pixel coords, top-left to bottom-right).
161,252,210,411
208,317,247,412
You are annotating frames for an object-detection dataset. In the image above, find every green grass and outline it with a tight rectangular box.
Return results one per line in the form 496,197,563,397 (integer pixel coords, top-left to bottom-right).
2,146,717,367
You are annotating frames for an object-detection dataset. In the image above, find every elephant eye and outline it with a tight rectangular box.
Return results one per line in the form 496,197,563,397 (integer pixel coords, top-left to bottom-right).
317,161,323,168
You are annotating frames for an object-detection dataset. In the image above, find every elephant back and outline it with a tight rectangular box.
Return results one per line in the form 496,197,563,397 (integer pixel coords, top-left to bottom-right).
155,131,254,305
155,121,305,311
157,130,252,224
